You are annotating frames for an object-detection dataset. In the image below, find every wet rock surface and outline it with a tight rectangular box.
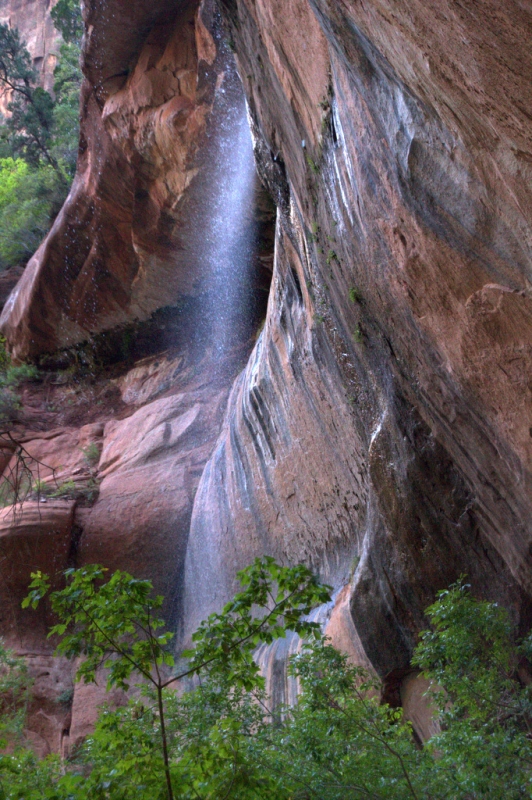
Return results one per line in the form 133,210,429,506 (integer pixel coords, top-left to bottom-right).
186,0,532,679
0,0,531,752
0,346,245,751
1,0,222,358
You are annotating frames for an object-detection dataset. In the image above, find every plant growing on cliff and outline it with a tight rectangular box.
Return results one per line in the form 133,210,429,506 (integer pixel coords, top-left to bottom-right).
81,441,99,464
352,323,363,343
349,286,362,304
0,641,32,744
0,337,38,421
0,341,53,512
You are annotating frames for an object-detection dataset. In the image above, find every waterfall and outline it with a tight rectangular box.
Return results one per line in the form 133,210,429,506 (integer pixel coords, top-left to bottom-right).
185,40,258,376
204,81,256,360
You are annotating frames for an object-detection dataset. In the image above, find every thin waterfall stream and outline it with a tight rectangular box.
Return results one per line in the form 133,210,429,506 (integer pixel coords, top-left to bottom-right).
184,39,261,379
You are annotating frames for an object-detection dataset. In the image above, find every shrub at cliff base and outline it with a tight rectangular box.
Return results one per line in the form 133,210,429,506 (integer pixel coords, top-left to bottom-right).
0,560,531,799
0,158,59,269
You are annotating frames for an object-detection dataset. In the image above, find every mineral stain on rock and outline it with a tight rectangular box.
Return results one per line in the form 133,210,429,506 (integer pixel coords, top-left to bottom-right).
0,0,532,749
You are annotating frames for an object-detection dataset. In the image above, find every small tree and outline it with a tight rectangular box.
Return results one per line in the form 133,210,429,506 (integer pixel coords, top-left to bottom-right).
23,558,331,800
51,0,84,46
6,569,532,799
0,0,83,178
0,25,64,181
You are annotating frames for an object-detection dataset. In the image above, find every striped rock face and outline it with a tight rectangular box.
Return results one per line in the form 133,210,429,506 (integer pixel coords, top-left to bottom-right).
1,0,531,748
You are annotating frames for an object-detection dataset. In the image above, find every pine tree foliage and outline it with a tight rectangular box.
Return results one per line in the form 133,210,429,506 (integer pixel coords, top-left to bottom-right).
0,1,82,270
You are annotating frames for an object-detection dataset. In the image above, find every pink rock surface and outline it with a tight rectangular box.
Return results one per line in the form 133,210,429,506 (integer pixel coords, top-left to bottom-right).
1,0,532,751
184,0,532,677
0,1,219,358
0,500,75,650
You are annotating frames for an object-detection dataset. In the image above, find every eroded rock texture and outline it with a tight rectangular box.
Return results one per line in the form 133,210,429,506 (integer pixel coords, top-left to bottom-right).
185,0,532,678
1,0,531,749
1,0,226,357
0,0,275,751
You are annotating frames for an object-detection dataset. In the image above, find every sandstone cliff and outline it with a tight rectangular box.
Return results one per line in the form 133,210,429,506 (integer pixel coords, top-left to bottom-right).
185,0,532,684
1,0,531,748
0,0,60,100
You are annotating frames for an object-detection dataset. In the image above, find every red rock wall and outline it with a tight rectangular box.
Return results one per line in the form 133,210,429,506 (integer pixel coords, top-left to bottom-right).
184,0,532,678
0,0,224,357
1,0,532,735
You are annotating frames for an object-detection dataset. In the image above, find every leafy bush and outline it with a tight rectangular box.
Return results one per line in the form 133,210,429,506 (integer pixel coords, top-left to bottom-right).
0,640,32,744
80,442,100,466
0,337,38,421
0,158,59,269
349,286,362,303
31,478,52,497
0,569,530,799
49,478,77,498
1,363,38,388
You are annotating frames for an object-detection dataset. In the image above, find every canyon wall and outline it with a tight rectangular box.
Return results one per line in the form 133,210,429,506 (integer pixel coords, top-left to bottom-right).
1,0,532,745
185,0,532,682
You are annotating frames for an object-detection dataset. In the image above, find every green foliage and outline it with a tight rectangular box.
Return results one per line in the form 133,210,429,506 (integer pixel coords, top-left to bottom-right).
412,580,532,799
0,24,57,173
0,26,34,102
24,565,172,691
0,337,9,372
0,6,82,270
0,388,20,423
352,323,363,343
56,688,74,707
0,747,69,800
51,0,83,45
49,478,77,498
31,478,51,496
4,571,532,800
0,338,38,421
185,558,329,690
80,442,100,466
0,641,32,744
349,285,362,303
0,645,67,799
5,86,56,171
0,158,59,269
326,248,337,265
20,558,331,800
1,363,38,388
266,641,429,799
51,41,82,180
305,154,319,174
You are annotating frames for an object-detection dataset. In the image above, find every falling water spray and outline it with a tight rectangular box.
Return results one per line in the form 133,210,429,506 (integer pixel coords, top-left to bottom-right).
185,39,258,376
